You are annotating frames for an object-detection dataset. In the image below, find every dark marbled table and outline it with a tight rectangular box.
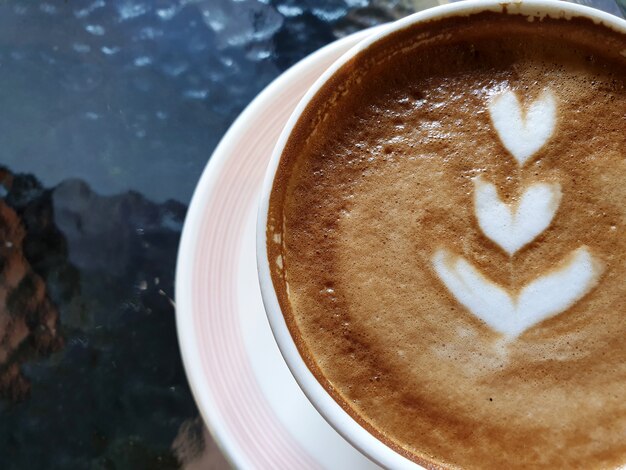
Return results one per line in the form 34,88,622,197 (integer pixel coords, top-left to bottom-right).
0,0,623,469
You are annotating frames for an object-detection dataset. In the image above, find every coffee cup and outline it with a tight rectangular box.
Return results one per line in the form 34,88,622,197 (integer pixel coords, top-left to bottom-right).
257,1,626,467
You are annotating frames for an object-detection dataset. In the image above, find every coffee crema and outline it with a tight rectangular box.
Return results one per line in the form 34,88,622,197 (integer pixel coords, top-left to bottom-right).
267,9,626,469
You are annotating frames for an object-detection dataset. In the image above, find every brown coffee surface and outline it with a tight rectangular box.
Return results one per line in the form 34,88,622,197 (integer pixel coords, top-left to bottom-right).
267,10,626,469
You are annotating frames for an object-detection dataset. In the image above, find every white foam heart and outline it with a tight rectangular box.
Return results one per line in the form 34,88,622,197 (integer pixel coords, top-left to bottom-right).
474,176,561,256
432,247,602,338
489,89,556,166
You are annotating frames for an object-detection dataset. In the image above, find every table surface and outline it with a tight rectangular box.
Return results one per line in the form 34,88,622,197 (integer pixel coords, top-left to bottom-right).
0,0,623,469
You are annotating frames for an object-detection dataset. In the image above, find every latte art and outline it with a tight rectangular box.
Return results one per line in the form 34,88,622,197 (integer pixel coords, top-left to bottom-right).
433,246,602,338
488,89,557,166
432,89,602,337
267,10,626,469
473,176,562,255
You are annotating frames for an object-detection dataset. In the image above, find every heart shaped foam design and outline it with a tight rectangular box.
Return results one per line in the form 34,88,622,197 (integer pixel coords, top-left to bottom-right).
474,177,562,255
489,89,556,166
432,247,602,338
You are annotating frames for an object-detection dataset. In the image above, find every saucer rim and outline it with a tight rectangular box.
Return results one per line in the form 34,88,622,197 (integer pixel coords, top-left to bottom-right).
175,27,381,469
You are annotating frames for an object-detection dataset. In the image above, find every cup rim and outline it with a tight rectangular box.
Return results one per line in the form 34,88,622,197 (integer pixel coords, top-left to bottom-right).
256,1,626,467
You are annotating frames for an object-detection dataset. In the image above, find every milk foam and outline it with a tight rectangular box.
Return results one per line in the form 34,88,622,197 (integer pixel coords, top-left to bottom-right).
489,89,556,165
474,176,561,255
432,247,602,337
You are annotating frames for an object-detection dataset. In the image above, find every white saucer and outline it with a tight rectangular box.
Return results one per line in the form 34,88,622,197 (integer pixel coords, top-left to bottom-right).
176,27,386,469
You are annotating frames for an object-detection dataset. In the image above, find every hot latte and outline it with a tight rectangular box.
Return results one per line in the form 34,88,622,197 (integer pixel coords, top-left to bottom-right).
266,8,626,469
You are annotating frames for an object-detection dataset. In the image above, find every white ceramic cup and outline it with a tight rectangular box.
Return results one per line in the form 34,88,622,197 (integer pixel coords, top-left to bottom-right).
257,1,626,467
